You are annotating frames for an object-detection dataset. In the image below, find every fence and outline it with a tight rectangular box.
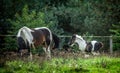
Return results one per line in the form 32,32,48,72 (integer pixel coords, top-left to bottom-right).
0,35,120,54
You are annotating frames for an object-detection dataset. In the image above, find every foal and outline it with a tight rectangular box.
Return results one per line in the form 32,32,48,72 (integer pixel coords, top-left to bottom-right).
68,34,103,57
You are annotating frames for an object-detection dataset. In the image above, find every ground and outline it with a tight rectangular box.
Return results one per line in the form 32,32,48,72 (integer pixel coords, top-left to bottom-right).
0,49,120,73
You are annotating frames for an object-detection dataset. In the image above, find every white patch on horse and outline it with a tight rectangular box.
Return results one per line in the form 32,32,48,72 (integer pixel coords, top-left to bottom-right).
17,26,34,47
91,40,97,51
75,35,87,51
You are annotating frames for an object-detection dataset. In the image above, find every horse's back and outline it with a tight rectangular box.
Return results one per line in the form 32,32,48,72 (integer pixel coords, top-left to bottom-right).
34,27,60,49
34,27,51,39
31,29,46,46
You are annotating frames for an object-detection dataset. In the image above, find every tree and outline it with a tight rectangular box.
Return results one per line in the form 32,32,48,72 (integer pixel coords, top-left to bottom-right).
110,23,120,51
3,5,64,51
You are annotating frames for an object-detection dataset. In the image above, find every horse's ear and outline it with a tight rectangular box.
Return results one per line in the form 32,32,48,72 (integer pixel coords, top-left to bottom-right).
73,33,77,36
99,42,103,48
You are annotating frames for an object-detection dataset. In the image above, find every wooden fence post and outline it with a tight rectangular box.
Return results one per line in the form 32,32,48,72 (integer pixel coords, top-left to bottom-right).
110,36,113,54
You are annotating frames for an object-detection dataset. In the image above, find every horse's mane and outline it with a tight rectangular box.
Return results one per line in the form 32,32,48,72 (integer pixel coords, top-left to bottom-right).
17,26,34,45
76,35,84,41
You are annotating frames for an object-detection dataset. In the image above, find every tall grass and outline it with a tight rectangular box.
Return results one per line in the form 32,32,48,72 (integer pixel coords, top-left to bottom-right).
0,56,120,73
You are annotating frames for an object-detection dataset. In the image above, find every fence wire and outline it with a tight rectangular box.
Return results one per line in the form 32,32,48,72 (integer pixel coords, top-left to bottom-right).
0,35,120,53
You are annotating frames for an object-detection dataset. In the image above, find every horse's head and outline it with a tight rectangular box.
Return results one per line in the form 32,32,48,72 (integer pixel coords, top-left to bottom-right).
17,37,30,55
68,34,77,46
17,26,34,53
68,34,85,47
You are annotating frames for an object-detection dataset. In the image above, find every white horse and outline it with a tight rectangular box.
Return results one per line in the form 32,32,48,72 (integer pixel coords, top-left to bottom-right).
68,34,103,57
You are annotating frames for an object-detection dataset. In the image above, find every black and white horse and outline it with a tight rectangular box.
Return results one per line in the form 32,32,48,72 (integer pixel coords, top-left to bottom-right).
68,34,103,57
17,26,59,59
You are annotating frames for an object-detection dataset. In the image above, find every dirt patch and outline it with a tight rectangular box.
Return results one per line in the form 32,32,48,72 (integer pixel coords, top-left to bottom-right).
0,49,120,67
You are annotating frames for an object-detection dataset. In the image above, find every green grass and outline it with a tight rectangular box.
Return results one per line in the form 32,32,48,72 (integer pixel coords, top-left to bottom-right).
0,56,120,73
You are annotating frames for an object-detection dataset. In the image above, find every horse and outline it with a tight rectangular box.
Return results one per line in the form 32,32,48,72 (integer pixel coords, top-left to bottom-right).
68,34,103,57
17,26,59,60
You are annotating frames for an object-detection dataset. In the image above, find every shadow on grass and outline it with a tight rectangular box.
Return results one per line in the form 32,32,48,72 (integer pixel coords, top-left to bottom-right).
65,67,89,73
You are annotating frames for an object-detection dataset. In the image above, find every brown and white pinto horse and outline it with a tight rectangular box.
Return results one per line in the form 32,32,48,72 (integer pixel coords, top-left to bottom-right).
68,34,103,57
17,26,59,59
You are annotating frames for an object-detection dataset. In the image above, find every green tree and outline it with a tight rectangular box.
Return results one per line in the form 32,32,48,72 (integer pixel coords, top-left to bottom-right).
110,23,120,50
4,5,64,51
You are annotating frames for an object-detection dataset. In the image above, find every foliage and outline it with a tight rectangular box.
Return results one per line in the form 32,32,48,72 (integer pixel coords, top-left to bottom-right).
51,0,115,36
110,23,120,50
4,60,40,73
4,5,64,51
1,0,120,51
1,56,120,73
110,24,120,36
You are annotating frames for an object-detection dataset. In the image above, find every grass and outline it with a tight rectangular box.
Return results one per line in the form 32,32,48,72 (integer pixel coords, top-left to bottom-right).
0,56,120,73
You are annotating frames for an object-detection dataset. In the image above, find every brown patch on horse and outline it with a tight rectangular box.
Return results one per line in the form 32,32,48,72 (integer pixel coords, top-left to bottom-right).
31,29,46,47
85,42,92,52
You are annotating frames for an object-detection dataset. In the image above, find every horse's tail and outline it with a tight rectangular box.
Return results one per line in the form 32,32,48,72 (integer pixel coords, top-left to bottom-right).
52,33,60,49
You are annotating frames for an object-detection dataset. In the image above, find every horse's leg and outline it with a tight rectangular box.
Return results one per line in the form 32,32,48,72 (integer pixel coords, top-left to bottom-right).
47,45,51,58
43,47,49,57
43,47,51,59
28,47,32,61
92,51,100,56
82,51,89,58
43,47,47,53
97,51,100,55
44,40,51,59
29,52,33,60
28,43,35,61
18,48,23,57
91,51,98,55
20,50,23,57
32,43,35,49
95,51,100,55
43,47,47,57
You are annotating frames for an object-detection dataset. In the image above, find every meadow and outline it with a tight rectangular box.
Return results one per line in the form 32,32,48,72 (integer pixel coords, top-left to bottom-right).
0,52,120,73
